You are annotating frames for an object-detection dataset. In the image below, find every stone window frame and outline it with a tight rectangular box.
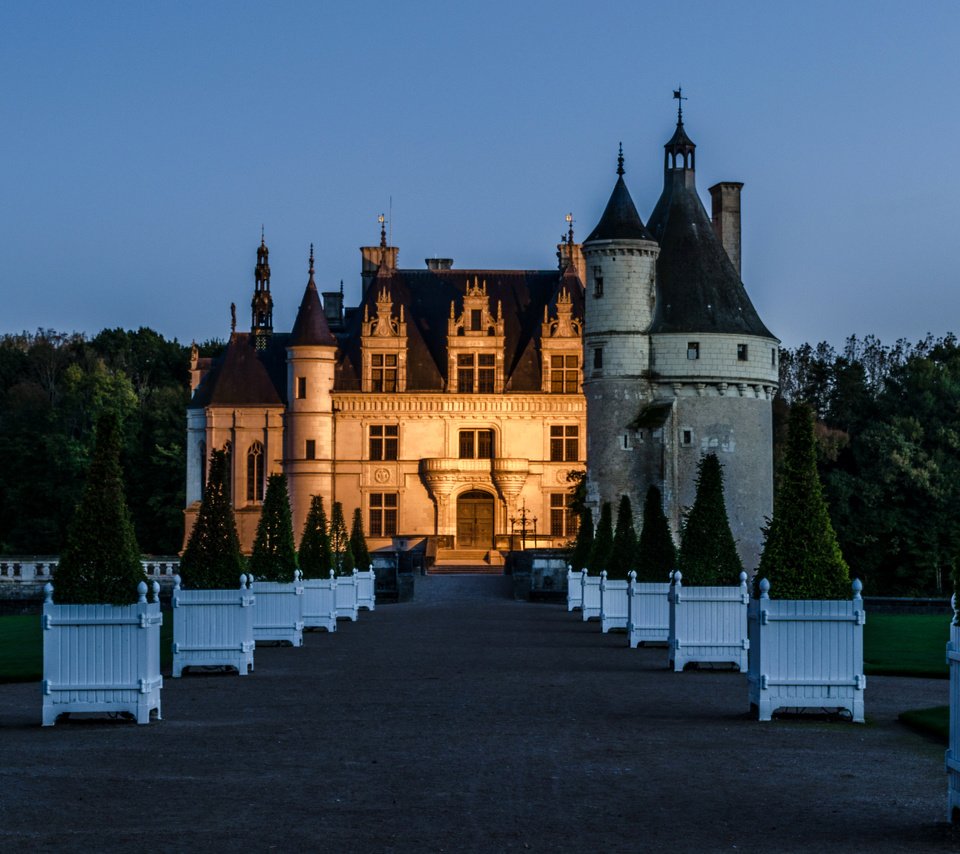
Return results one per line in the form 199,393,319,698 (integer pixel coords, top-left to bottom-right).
295,376,307,399
549,492,579,538
549,424,579,462
246,441,265,502
687,342,700,360
369,492,399,537
737,343,749,361
305,439,316,460
368,424,399,461
458,428,495,460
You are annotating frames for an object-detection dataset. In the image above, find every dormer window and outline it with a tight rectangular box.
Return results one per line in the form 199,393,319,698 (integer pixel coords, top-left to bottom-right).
447,277,505,393
361,286,407,393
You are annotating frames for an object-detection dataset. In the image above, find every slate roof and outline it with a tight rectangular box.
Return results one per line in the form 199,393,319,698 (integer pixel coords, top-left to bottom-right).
646,173,775,339
335,268,584,392
584,175,654,243
188,333,287,408
290,277,337,347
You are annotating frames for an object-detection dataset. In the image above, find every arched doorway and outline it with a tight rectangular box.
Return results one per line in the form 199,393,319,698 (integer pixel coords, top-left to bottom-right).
456,490,494,549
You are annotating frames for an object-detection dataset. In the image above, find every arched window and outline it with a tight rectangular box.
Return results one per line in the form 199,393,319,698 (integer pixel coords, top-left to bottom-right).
199,441,207,497
246,441,264,502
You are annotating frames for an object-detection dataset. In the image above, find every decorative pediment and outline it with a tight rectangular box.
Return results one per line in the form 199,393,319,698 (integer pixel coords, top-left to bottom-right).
362,287,406,339
448,277,504,338
542,287,582,339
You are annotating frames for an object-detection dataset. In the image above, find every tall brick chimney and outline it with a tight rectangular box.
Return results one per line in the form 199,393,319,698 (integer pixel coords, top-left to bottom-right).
709,182,743,276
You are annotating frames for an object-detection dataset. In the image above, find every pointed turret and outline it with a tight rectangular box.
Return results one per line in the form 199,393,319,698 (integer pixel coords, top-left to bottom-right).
251,230,274,349
290,244,337,347
585,144,654,243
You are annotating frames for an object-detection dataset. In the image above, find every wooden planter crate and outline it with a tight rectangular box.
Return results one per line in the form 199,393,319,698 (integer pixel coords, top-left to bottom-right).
668,571,749,672
356,567,376,612
599,571,629,633
251,572,304,646
627,572,670,648
948,602,960,821
566,567,583,612
42,581,162,726
172,575,255,676
334,571,359,621
581,573,601,622
747,578,865,722
302,575,337,632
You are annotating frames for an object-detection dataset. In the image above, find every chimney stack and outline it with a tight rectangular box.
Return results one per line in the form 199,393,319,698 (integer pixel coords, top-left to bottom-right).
322,291,344,328
709,182,743,277
425,258,453,271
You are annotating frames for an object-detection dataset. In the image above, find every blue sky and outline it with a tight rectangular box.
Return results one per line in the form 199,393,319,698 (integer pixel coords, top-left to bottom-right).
2,1,958,349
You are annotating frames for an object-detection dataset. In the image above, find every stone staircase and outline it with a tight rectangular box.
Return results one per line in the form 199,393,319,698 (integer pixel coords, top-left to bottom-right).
428,548,505,575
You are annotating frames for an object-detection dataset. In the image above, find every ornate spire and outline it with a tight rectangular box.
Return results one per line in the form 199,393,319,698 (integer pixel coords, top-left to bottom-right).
251,231,273,346
378,213,387,249
616,142,624,177
565,212,575,247
308,243,315,283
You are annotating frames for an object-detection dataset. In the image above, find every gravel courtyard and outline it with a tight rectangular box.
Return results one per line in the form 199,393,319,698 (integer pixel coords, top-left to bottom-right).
0,576,955,852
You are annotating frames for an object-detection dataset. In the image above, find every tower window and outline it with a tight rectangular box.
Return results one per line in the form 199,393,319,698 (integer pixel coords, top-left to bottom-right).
550,354,579,393
771,348,777,367
593,266,604,297
737,344,748,361
369,424,399,460
296,376,307,399
305,439,316,460
593,347,603,371
687,342,700,360
550,425,579,462
681,429,694,447
246,441,264,502
372,353,398,392
459,429,495,459
369,492,399,537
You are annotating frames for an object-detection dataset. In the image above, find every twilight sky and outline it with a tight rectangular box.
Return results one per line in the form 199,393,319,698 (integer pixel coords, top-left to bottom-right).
2,1,958,350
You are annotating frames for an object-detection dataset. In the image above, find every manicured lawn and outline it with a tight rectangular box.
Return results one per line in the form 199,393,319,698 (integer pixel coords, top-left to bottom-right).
863,613,951,678
0,611,173,683
899,705,949,743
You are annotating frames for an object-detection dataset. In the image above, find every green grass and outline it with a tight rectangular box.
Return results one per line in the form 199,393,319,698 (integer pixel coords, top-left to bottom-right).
0,611,173,683
863,613,951,678
899,705,949,743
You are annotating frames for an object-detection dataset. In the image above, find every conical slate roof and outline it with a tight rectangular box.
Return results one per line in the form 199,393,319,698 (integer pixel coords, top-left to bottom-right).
188,333,285,408
585,175,654,243
290,277,337,347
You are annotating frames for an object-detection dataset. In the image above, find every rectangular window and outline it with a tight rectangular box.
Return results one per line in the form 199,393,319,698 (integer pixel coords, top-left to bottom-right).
550,493,579,538
371,353,398,392
687,342,700,360
305,439,316,460
457,353,474,393
593,266,603,297
771,348,777,367
459,429,494,459
550,425,579,462
471,309,483,331
737,343,748,361
550,354,579,393
593,347,603,371
681,428,694,446
369,492,399,537
368,425,399,461
477,353,495,393
296,376,307,399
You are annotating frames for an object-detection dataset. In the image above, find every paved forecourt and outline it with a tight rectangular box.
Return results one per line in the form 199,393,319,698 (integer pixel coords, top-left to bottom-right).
0,575,955,852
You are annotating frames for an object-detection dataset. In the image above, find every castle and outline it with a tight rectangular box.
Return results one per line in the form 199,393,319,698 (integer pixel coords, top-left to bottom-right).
185,106,778,572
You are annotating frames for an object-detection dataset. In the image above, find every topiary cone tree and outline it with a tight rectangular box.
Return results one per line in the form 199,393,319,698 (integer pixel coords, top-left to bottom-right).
298,494,332,579
758,402,851,599
587,501,614,573
678,453,742,585
607,494,638,580
54,410,147,605
249,473,297,583
179,449,244,589
329,501,350,576
349,507,371,573
636,484,677,582
569,506,593,572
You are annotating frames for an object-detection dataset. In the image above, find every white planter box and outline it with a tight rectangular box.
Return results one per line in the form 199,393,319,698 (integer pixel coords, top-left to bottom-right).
668,571,749,672
581,572,601,622
171,575,255,676
334,571,359,621
251,572,304,646
356,566,376,611
599,572,629,633
42,581,162,726
948,605,960,821
747,578,865,722
627,573,670,648
566,566,582,611
302,575,337,632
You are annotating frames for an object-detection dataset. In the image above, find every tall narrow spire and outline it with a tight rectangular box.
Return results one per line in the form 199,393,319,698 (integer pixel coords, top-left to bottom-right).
616,142,624,176
379,213,387,249
251,231,273,347
308,243,315,282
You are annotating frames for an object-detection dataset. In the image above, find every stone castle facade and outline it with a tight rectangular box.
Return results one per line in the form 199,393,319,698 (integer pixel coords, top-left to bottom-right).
185,108,777,571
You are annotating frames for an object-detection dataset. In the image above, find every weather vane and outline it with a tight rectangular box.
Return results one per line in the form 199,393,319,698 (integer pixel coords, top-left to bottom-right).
673,86,687,122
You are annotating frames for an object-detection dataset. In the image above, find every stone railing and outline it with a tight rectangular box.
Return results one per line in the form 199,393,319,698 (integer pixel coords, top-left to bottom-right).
0,556,180,583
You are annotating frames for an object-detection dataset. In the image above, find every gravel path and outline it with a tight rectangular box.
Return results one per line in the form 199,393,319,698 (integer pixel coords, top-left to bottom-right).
0,577,955,852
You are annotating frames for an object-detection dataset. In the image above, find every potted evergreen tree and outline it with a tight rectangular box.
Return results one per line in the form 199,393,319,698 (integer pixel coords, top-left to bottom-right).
350,507,376,612
42,411,162,725
627,485,677,648
566,506,593,612
249,473,304,646
669,454,749,672
328,501,358,621
298,495,337,632
749,403,864,721
174,448,254,675
600,496,636,632
581,502,612,621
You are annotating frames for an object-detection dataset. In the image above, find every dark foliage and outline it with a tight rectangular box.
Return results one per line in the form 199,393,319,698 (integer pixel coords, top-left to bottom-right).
758,404,850,599
178,449,244,589
329,501,351,576
587,502,613,573
678,454,742,585
636,485,677,582
298,494,332,579
349,508,370,573
607,495,638,580
53,411,147,604
249,473,297,582
569,506,593,572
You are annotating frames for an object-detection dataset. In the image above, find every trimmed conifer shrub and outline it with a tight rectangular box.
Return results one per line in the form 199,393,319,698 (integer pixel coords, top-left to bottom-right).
179,449,244,589
607,494,638,580
329,501,350,575
249,473,297,582
587,501,614,573
349,507,371,572
298,494,332,579
569,506,593,572
636,485,677,582
678,454,742,585
758,403,851,599
53,411,147,605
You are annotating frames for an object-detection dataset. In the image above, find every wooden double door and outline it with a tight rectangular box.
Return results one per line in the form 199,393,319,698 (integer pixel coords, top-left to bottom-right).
456,490,494,548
